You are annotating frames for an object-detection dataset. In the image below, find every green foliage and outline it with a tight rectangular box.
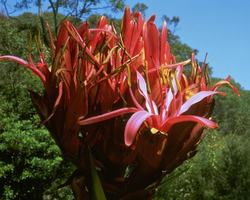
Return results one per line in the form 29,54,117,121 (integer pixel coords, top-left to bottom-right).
154,131,250,200
0,117,74,199
0,14,75,199
213,82,250,135
0,15,42,120
132,3,148,16
4,0,125,34
168,32,194,62
0,15,27,55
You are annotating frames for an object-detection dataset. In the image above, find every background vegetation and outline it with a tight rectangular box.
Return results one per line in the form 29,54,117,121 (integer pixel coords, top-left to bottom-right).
0,1,249,199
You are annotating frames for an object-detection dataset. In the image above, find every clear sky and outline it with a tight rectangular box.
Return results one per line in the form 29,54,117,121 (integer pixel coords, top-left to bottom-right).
2,0,250,90
125,0,250,90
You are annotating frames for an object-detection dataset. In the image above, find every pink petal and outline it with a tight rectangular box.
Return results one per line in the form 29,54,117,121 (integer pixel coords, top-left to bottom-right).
137,71,149,100
129,87,144,110
176,65,182,80
212,79,240,96
0,55,46,85
171,78,178,95
161,88,173,121
136,72,158,114
78,107,138,126
125,110,153,146
179,91,219,114
165,89,174,111
162,115,218,132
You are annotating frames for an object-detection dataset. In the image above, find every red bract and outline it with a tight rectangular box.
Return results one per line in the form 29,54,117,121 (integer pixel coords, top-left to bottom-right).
0,7,239,199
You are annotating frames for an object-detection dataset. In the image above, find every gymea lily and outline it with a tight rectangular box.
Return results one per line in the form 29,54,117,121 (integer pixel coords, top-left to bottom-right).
0,7,240,200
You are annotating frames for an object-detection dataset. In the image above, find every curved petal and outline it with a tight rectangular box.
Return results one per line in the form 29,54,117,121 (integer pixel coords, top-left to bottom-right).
161,115,217,132
137,71,149,101
136,71,158,114
124,110,153,146
78,107,138,126
212,78,240,96
161,88,173,121
179,91,219,114
0,55,46,84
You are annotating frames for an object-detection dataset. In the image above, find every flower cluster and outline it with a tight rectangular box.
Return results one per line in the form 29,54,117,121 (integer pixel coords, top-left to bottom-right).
0,7,239,199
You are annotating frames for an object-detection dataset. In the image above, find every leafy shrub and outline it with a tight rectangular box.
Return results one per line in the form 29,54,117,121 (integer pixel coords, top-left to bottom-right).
0,116,74,199
154,131,250,200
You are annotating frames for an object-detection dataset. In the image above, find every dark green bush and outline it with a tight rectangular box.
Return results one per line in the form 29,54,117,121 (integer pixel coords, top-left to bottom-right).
0,116,74,199
154,131,250,200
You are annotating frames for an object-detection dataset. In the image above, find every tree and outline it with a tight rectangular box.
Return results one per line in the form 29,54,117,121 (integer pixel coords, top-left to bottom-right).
132,2,148,16
1,0,125,34
162,15,179,34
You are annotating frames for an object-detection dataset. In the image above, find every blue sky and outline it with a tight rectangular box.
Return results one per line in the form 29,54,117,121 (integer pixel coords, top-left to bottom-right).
125,0,250,90
3,0,250,89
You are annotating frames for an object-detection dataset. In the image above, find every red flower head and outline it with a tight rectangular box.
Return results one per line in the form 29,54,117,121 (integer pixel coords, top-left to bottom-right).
0,7,239,199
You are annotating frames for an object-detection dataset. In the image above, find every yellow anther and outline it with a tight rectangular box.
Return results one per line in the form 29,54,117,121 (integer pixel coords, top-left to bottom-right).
160,64,167,84
102,45,118,64
150,127,159,134
174,70,182,92
143,60,151,93
185,89,194,100
126,64,131,87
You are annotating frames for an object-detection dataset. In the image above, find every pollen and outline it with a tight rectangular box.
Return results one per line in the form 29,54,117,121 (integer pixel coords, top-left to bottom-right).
185,89,194,100
150,127,159,134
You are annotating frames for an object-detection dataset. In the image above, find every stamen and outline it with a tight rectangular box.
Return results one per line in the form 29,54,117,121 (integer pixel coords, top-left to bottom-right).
143,60,151,94
174,70,182,92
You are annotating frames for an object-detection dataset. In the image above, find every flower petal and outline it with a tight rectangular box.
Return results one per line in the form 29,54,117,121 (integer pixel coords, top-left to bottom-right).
165,88,174,112
78,107,138,126
179,91,219,114
137,71,159,114
212,78,240,96
125,110,153,146
0,55,46,84
137,71,149,100
161,88,173,121
162,115,217,132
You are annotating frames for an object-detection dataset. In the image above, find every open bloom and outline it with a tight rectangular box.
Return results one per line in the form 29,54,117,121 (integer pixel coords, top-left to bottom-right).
124,71,219,146
0,7,239,199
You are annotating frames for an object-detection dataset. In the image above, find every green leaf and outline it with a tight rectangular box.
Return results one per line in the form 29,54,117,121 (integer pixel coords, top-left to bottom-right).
88,147,107,200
